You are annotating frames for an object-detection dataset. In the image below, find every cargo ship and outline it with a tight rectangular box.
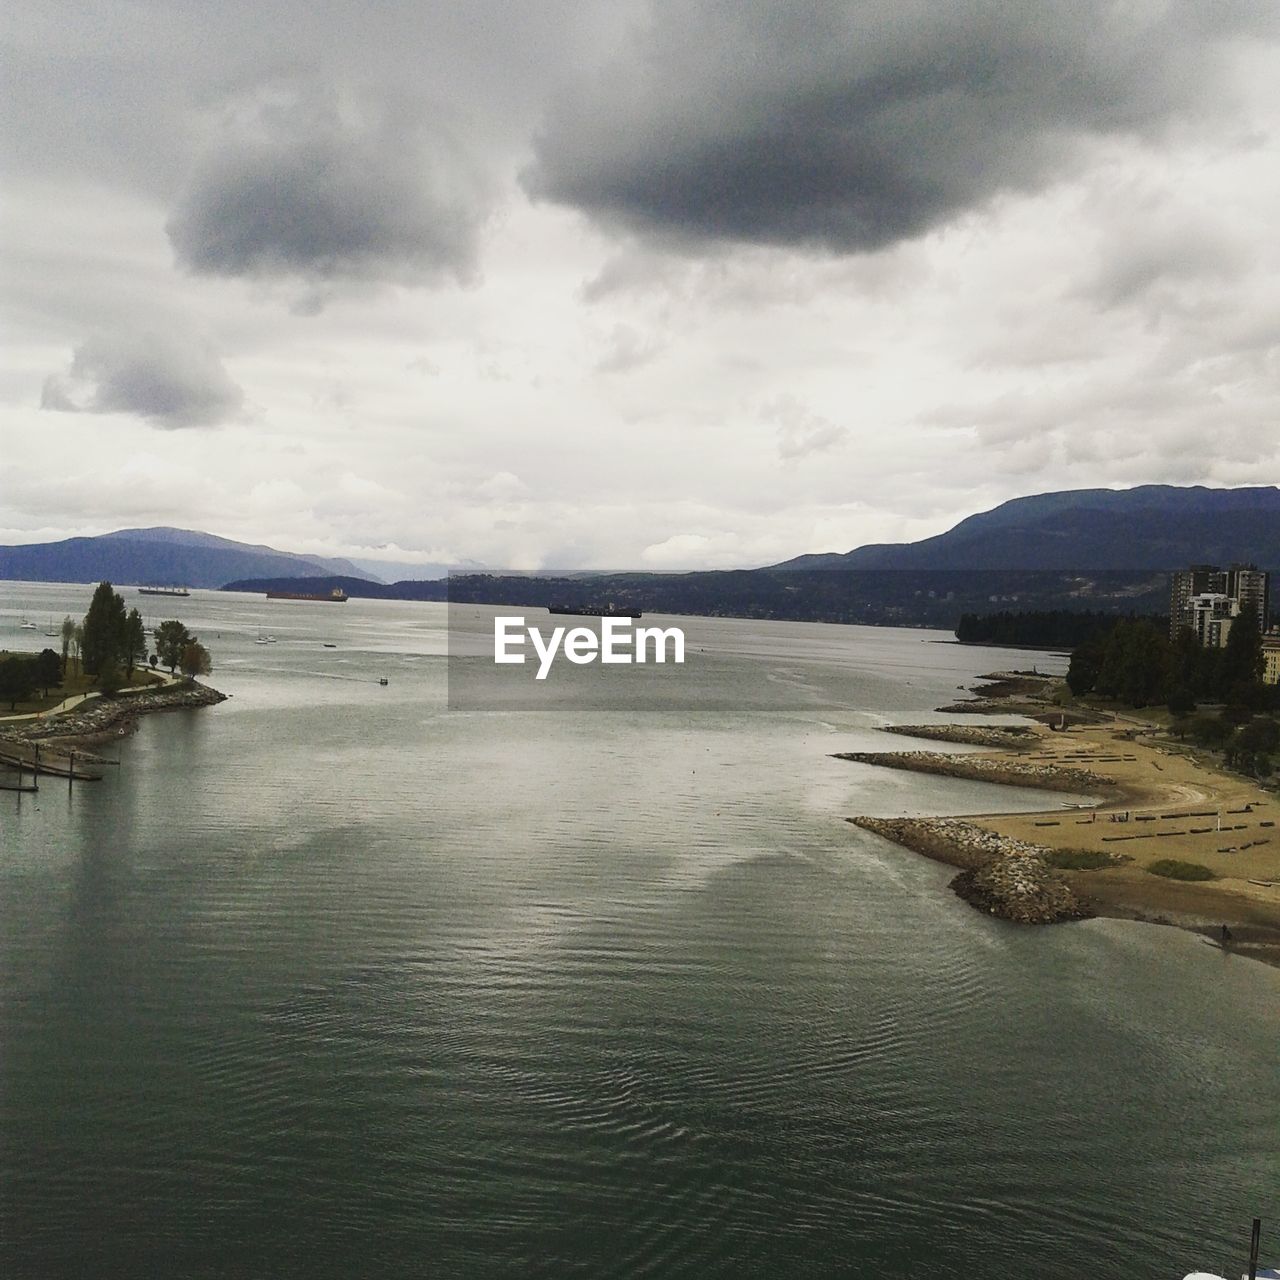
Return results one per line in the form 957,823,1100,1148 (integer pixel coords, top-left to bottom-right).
138,585,191,597
547,604,642,619
265,587,349,602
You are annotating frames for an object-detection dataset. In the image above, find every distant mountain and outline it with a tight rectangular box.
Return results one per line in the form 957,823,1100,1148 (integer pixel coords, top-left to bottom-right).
0,527,380,588
774,486,1280,571
347,556,456,582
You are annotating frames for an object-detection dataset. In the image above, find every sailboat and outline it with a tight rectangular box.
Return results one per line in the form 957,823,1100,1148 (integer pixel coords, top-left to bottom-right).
19,616,37,630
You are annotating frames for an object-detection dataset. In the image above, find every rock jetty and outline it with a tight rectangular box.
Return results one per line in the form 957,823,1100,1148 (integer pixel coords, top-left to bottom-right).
849,816,1090,924
935,671,1062,717
3,682,227,748
832,750,1112,793
882,724,1036,750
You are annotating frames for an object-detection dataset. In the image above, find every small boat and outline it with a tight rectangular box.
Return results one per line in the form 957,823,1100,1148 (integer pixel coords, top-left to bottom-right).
254,633,269,645
323,643,337,648
378,677,389,686
266,635,277,643
19,617,37,630
1182,1216,1274,1279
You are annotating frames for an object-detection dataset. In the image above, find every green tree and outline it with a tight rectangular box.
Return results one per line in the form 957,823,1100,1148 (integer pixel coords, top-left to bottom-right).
1168,627,1204,694
1219,610,1263,695
98,657,124,695
1187,713,1230,747
1066,637,1102,696
179,641,212,680
1234,717,1280,761
0,656,37,711
1093,619,1170,707
34,648,62,697
154,620,193,674
82,581,128,677
124,608,147,678
1167,687,1196,718
60,615,75,674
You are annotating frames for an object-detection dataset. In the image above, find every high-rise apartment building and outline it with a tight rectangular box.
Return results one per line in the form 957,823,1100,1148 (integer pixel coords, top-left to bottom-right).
1169,563,1270,643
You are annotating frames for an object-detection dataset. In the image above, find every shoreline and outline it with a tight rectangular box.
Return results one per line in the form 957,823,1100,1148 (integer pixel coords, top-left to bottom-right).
844,672,1280,968
0,682,227,754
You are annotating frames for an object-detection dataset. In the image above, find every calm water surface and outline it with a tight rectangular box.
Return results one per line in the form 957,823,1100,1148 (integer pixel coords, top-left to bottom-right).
2,585,1276,1278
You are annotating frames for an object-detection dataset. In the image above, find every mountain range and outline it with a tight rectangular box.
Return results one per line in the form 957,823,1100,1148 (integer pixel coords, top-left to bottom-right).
0,527,375,588
773,485,1280,571
3,488,1277,617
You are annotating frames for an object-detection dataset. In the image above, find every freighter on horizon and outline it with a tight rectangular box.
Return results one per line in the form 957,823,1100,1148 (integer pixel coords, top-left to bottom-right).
265,587,349,602
138,585,191,597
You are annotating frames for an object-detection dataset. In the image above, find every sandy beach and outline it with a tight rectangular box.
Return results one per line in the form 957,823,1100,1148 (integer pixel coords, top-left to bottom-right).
844,674,1280,967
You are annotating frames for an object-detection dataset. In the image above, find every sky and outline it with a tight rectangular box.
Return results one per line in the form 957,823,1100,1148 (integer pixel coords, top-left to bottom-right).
3,0,1279,572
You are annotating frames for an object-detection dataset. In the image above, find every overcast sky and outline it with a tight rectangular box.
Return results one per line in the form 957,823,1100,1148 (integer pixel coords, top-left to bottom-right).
3,0,1279,571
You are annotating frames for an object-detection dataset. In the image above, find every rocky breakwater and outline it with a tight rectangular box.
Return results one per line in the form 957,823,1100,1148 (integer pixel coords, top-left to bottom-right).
832,750,1112,794
6,682,227,748
882,724,1037,750
850,816,1090,924
935,671,1058,717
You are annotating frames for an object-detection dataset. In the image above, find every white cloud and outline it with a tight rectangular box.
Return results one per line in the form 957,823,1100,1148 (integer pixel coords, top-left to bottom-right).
2,2,1279,567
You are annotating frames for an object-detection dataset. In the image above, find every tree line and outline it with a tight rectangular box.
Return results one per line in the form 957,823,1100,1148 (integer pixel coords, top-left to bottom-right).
1065,612,1278,778
954,609,1167,649
1066,612,1272,710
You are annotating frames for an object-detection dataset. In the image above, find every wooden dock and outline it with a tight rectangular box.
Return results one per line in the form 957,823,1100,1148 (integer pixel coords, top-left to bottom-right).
0,740,104,781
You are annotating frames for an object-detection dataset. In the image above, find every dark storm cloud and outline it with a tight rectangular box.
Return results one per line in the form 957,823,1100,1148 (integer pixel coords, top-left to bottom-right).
525,0,1275,252
41,332,244,429
166,83,492,288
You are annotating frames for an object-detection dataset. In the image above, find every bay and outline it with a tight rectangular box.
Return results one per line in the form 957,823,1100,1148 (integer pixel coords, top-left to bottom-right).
2,584,1275,1279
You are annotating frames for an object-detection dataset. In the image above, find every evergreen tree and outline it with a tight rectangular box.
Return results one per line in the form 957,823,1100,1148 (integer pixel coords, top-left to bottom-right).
81,582,128,677
124,608,147,677
1220,611,1263,694
1066,636,1102,696
34,648,62,697
60,615,75,674
0,656,37,710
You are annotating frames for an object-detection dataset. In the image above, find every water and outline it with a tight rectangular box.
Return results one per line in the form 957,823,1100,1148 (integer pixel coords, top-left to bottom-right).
2,584,1276,1278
